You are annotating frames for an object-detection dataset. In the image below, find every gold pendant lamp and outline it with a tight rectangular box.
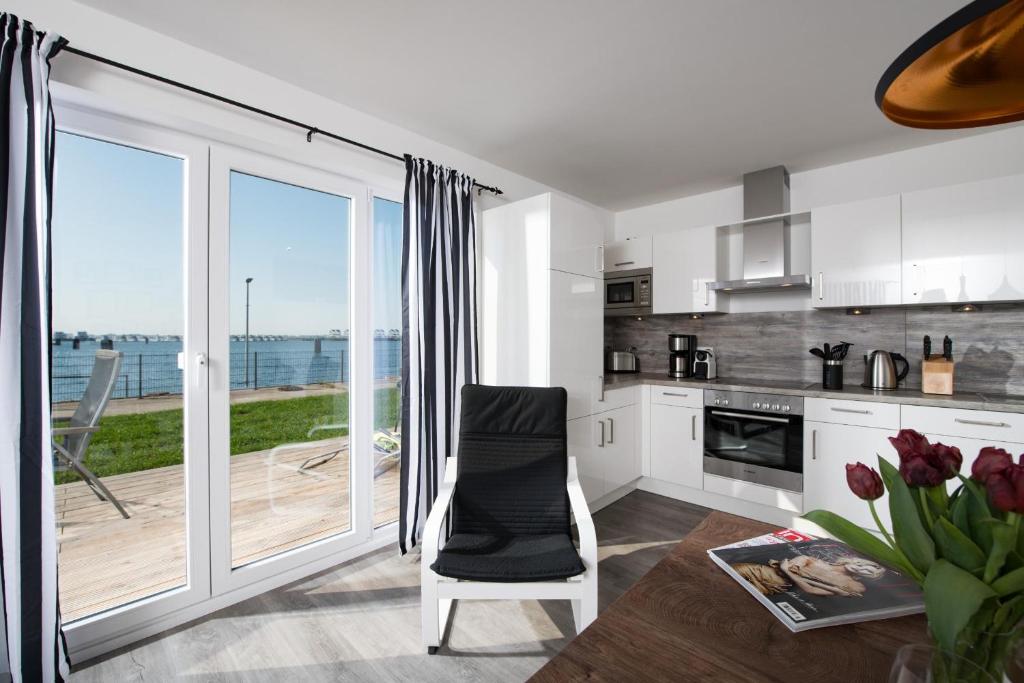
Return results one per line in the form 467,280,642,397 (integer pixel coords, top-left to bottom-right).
876,0,1024,128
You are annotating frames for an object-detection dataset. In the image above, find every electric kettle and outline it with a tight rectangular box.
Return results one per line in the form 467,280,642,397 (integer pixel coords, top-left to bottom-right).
862,350,910,390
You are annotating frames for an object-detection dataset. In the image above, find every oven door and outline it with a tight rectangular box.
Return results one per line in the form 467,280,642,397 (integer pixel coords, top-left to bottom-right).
604,276,638,309
703,407,803,492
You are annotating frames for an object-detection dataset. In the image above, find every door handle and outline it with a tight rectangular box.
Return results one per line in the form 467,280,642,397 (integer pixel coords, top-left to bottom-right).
613,261,635,267
811,428,817,460
955,417,1010,428
598,420,606,448
662,392,689,398
194,352,207,389
710,409,790,424
830,407,872,415
596,245,605,273
704,282,710,306
818,272,824,301
607,417,614,444
598,376,605,402
691,413,696,441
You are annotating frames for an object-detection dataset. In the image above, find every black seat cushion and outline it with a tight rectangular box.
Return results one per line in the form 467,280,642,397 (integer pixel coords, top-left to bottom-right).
453,385,570,537
429,533,585,582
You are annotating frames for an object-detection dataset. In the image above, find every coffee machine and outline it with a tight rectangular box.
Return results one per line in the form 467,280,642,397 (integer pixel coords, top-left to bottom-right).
668,334,697,378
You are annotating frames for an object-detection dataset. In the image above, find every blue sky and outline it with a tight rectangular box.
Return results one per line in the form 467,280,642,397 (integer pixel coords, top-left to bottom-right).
52,132,402,336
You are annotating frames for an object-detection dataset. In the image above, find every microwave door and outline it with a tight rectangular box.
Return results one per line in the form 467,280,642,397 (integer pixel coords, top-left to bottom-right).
605,280,635,306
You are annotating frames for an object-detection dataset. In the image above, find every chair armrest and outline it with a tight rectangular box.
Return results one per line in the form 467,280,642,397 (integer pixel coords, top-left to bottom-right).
567,457,598,571
52,426,98,437
421,457,458,567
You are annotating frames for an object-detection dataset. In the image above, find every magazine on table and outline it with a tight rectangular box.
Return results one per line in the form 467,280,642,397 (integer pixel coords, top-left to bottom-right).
708,530,923,632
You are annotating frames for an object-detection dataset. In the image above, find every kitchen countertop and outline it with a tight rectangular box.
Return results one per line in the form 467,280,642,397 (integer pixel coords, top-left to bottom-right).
604,372,1024,413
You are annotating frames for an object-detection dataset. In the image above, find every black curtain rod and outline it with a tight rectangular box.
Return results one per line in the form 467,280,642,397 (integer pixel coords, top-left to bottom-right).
62,45,504,196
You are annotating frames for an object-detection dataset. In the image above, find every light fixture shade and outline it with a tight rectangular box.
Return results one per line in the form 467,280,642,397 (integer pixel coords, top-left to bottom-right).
876,0,1024,128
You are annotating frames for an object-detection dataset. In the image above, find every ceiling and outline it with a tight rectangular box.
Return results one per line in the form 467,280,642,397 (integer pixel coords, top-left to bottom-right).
77,0,1001,210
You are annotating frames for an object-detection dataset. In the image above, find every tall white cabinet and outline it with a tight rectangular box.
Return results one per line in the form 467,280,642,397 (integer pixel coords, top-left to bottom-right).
482,193,620,503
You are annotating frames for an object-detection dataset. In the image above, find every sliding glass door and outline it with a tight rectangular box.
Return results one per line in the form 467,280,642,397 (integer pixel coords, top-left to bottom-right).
208,147,373,591
51,104,400,657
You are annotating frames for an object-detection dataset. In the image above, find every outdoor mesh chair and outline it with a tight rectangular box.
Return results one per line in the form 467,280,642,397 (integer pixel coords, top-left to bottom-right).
52,349,130,519
421,385,598,654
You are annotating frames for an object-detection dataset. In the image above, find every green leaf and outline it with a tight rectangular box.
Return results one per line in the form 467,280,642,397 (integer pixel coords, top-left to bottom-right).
933,517,986,572
983,520,1018,584
879,456,936,574
923,559,996,653
992,567,1024,596
802,509,912,576
962,477,996,553
950,489,972,538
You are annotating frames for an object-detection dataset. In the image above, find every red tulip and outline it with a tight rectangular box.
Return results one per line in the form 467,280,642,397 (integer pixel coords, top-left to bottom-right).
971,447,1013,484
846,463,884,500
986,463,1024,514
888,429,962,487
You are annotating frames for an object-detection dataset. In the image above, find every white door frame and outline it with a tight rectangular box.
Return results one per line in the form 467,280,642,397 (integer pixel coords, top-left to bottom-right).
53,106,213,654
207,145,373,594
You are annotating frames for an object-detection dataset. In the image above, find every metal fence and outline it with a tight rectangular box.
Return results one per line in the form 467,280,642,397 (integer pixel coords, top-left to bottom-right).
52,343,402,404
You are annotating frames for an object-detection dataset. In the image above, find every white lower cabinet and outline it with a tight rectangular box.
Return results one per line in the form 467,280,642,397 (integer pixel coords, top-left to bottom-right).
803,421,895,534
598,404,640,492
649,402,703,488
568,415,605,502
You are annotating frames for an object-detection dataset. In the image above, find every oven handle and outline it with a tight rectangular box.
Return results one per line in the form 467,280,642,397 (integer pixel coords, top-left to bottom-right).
708,409,792,424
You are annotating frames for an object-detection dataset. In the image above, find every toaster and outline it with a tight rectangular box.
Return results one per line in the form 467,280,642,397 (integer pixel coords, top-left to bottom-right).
693,347,717,380
606,348,639,373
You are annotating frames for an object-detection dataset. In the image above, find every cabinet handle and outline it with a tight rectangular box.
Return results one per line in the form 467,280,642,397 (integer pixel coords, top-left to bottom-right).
598,376,605,402
830,407,872,415
662,391,689,397
596,245,605,273
691,414,696,441
607,417,615,444
598,420,606,448
955,417,1010,428
613,261,634,267
811,428,817,460
818,272,824,301
704,282,710,307
911,264,920,297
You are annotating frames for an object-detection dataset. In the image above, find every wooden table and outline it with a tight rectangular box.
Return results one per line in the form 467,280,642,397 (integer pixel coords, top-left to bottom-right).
532,511,927,682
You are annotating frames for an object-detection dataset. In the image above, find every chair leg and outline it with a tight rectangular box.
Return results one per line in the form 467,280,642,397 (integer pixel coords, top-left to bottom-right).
572,575,598,635
73,459,130,519
422,574,441,652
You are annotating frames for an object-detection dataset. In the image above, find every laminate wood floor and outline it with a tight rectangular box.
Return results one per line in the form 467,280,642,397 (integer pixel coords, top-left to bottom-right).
71,491,710,682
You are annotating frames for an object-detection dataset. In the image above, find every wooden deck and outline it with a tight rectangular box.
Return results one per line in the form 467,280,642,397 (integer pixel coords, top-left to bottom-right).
55,438,400,623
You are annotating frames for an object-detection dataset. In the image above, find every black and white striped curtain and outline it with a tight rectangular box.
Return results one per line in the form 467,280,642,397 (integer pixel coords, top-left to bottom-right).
399,156,478,553
0,13,70,683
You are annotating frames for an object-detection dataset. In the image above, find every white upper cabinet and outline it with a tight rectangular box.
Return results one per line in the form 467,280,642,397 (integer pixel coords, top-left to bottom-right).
901,174,1024,304
811,195,901,308
548,193,609,278
652,225,725,314
604,236,652,272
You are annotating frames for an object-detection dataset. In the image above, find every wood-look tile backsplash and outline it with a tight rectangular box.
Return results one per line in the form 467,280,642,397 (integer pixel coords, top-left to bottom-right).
604,305,1024,395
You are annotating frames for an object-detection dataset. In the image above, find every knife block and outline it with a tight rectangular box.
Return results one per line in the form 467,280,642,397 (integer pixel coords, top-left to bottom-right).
922,357,954,395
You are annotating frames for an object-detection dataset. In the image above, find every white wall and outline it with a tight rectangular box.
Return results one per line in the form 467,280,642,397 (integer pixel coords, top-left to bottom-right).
616,123,1024,238
8,0,613,229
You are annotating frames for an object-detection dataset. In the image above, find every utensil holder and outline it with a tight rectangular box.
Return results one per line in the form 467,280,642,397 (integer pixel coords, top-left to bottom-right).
823,360,844,390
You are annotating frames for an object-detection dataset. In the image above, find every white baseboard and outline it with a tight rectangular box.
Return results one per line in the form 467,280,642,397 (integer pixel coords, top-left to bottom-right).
636,477,804,528
588,480,639,513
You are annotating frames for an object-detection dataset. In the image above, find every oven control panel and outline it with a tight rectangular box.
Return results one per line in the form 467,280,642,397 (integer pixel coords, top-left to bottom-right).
704,390,803,416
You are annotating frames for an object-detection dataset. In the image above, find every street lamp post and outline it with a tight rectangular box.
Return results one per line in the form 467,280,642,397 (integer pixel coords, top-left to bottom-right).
245,277,253,388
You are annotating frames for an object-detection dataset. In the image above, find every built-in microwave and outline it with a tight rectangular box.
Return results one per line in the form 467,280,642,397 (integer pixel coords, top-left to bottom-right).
604,269,652,317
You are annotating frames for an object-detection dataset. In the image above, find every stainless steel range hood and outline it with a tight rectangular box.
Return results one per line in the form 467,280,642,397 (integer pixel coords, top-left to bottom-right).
709,166,811,293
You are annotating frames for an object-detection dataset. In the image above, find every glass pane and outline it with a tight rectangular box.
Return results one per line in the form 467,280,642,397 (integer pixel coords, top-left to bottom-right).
228,171,351,567
372,197,402,528
52,132,186,621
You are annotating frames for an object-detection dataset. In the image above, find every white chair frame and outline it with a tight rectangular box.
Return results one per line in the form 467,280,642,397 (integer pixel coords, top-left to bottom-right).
421,456,598,654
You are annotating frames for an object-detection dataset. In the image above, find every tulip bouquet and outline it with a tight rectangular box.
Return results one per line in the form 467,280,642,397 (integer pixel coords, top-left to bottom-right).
805,429,1024,682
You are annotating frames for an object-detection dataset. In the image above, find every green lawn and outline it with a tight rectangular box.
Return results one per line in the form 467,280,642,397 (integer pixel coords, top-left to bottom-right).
55,389,399,485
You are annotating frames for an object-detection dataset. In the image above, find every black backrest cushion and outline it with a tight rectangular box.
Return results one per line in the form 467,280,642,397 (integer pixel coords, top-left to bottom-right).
452,385,569,536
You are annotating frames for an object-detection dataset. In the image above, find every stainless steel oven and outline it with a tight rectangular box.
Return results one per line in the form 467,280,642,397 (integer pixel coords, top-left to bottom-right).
703,390,803,492
604,268,652,317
